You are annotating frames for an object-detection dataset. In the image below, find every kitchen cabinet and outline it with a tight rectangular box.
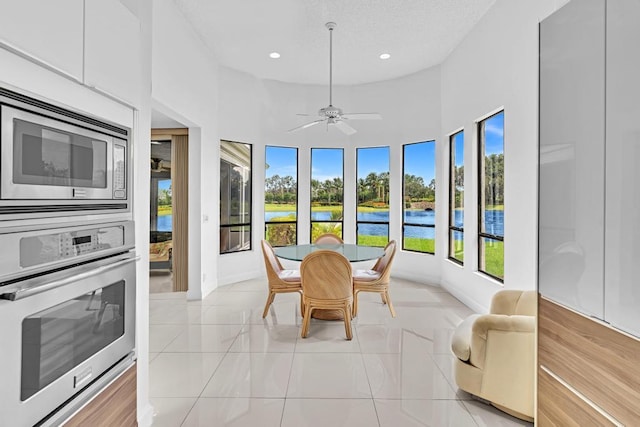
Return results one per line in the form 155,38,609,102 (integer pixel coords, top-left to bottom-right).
539,0,605,319
0,0,84,81
539,0,640,337
84,0,141,107
603,0,640,338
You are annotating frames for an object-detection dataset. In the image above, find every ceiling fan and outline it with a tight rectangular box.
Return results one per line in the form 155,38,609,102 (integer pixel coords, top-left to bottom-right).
287,22,382,136
150,158,171,173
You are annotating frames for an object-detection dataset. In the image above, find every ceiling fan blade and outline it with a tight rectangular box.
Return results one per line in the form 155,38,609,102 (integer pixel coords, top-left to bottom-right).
287,119,325,133
341,113,382,120
334,120,357,135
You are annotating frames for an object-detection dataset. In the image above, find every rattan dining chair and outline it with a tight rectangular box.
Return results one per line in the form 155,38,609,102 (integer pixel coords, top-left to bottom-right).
260,240,304,318
300,250,354,340
352,240,397,318
313,233,344,244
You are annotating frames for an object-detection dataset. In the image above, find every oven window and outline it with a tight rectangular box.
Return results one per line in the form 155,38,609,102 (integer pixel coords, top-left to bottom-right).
13,119,107,188
21,281,125,401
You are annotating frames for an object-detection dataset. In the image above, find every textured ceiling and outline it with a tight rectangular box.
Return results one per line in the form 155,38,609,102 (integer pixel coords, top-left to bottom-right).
172,0,496,85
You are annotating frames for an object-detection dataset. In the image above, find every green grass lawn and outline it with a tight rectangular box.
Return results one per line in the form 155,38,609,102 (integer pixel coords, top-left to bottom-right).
356,235,504,279
266,214,296,222
356,206,390,213
265,203,297,212
482,240,504,278
158,205,172,216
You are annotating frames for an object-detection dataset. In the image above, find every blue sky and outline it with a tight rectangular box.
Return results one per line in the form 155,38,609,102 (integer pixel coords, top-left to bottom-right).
311,148,344,182
158,179,171,192
264,114,500,184
357,147,389,179
484,111,504,155
404,141,435,182
265,146,298,178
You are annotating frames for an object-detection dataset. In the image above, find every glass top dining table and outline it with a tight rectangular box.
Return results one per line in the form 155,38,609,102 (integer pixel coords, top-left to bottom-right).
274,243,384,262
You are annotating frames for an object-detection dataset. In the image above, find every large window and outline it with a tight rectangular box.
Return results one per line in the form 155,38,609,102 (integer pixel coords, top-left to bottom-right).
264,146,298,246
356,147,390,247
220,140,252,254
478,111,504,280
402,141,436,253
449,131,464,263
310,148,343,242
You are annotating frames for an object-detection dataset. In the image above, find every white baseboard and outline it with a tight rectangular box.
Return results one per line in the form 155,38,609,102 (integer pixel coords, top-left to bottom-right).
440,282,487,314
391,271,441,287
137,402,154,427
217,269,262,287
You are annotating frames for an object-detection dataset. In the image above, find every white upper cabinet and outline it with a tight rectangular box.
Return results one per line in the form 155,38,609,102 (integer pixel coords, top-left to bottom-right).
604,0,640,338
539,0,605,319
0,0,84,80
84,0,141,106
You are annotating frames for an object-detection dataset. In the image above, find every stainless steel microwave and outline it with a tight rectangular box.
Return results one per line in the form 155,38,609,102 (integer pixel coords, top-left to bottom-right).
0,88,131,221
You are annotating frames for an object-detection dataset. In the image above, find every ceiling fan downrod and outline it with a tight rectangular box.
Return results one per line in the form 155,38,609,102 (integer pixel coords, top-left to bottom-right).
326,22,336,107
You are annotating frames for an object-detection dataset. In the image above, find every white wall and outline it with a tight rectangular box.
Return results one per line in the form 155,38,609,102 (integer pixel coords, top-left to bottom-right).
152,0,219,300
439,0,562,312
216,66,442,286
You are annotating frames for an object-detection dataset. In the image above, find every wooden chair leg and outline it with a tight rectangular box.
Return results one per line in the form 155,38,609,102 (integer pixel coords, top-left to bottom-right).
301,304,312,338
262,291,276,318
352,289,360,317
381,293,387,304
343,303,353,340
299,292,305,317
385,291,396,318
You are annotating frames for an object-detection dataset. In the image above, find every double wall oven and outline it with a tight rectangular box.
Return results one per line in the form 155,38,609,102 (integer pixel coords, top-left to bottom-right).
0,88,136,426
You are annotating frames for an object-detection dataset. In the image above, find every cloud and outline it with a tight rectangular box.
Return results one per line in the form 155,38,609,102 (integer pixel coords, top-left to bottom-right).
484,121,504,139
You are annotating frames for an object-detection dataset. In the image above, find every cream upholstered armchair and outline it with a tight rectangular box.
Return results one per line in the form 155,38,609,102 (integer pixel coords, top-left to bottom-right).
451,290,536,421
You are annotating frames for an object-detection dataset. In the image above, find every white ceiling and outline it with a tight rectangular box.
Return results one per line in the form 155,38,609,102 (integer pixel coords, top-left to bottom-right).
173,0,496,86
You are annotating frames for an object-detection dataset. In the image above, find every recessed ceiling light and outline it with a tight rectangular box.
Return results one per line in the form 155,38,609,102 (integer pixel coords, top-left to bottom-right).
379,53,391,60
269,52,281,59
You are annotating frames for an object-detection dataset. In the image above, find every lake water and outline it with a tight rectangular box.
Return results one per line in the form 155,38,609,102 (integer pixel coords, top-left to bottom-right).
157,215,172,232
265,210,504,239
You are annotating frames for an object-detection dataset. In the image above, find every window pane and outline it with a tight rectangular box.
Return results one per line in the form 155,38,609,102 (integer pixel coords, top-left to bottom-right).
479,112,504,237
311,222,343,242
403,225,435,253
479,111,504,280
265,223,297,247
265,146,297,246
450,131,464,227
220,140,252,253
403,141,436,253
357,223,389,247
220,225,251,254
480,237,504,279
357,147,390,245
311,148,343,241
449,230,464,262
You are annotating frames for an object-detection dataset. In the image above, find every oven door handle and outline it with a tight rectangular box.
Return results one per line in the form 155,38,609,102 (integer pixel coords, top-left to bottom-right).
3,254,140,301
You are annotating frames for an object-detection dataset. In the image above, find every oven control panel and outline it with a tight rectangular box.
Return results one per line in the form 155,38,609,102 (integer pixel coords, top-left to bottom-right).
19,226,125,268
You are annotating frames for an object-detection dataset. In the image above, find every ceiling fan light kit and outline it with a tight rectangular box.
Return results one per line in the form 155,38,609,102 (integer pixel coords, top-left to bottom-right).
287,22,382,135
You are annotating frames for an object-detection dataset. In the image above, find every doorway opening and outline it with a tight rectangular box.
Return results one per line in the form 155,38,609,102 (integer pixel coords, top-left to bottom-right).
149,127,188,293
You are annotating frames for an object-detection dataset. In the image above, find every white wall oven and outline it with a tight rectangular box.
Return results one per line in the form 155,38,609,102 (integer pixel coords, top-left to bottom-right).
0,221,136,426
0,87,130,222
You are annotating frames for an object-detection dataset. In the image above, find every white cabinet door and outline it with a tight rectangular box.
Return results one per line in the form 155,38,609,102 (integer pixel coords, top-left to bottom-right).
0,0,83,80
604,0,640,338
539,0,605,318
84,0,140,106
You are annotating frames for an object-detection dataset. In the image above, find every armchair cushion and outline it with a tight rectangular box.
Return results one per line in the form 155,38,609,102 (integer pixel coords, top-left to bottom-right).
278,269,301,282
451,314,481,361
352,269,381,282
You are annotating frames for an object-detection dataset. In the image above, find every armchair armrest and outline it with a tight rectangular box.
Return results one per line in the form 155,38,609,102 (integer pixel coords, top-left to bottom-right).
490,290,537,316
470,314,535,369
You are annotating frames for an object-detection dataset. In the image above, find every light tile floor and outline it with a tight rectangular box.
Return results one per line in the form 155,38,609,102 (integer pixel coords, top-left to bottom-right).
148,276,533,427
